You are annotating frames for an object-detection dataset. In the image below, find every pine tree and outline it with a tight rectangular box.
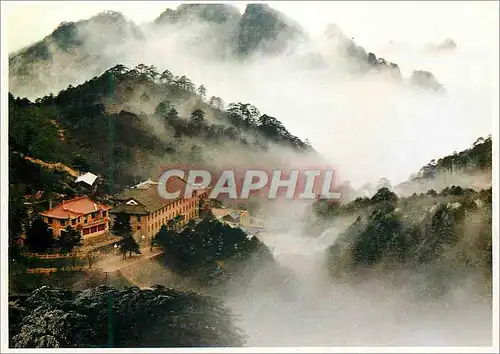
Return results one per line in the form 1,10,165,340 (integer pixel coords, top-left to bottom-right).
57,225,83,253
112,213,132,238
119,235,141,258
197,85,207,101
25,217,54,253
112,213,140,258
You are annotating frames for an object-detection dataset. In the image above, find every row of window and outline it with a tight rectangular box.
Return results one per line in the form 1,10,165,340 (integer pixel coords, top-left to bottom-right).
149,198,198,221
147,210,197,234
82,223,106,235
47,211,108,227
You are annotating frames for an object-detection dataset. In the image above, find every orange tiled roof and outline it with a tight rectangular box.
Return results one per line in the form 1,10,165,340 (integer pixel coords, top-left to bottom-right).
40,195,111,219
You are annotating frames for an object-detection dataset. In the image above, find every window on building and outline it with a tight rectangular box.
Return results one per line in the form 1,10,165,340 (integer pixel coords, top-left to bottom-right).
137,226,141,230
98,224,106,231
84,217,88,223
102,211,107,217
48,217,53,224
137,215,142,222
60,219,66,226
83,228,90,235
91,212,97,219
72,219,76,225
77,217,81,223
90,226,97,233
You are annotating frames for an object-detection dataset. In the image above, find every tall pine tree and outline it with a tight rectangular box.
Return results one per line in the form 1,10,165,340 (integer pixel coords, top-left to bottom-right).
112,213,141,258
25,218,54,253
57,225,83,253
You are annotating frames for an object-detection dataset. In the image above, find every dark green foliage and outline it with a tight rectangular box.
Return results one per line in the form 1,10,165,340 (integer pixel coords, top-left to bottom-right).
197,85,207,100
9,184,28,247
56,226,83,253
71,155,91,173
9,98,62,163
370,187,398,204
190,108,206,122
118,236,141,258
415,136,492,180
10,285,246,348
154,217,273,279
111,213,132,238
324,186,492,277
154,100,172,117
112,213,140,257
351,202,404,265
25,218,54,253
8,62,311,256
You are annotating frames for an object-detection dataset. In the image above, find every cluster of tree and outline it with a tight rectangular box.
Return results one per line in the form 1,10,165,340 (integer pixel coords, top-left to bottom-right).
76,64,309,151
9,91,161,196
111,213,141,258
319,186,492,280
9,94,64,163
8,62,311,255
153,216,274,281
23,218,83,254
9,285,245,348
415,136,492,180
103,64,310,151
11,63,310,192
411,70,444,92
155,99,309,151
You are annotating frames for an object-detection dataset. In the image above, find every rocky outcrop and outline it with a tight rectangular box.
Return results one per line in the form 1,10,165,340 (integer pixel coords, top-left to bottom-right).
154,4,241,25
235,4,305,57
411,70,445,91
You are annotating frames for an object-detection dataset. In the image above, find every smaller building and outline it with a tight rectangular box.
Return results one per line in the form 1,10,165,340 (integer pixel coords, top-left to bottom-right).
75,172,98,186
39,195,112,240
211,208,251,227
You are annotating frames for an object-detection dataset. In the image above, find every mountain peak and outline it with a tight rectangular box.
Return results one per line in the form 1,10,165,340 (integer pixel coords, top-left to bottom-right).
92,10,127,23
237,3,305,56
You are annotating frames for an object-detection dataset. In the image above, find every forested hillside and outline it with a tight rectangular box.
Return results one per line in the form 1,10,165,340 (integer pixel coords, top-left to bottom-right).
312,137,493,288
9,285,245,348
8,62,312,249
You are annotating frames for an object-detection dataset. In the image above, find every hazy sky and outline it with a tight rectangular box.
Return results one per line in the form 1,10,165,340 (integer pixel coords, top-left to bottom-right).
4,1,498,53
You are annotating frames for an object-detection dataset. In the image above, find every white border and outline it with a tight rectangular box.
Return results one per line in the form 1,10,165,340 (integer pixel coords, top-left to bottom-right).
1,1,498,353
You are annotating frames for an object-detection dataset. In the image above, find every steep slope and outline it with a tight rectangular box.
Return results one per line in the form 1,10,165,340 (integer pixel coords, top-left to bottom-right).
9,63,312,193
9,11,144,99
235,4,306,57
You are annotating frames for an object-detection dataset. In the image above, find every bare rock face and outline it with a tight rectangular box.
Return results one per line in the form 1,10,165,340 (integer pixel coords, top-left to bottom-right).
236,4,306,57
154,4,241,25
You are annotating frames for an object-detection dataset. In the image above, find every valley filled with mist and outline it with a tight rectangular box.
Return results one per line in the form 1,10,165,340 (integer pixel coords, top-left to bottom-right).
7,3,495,349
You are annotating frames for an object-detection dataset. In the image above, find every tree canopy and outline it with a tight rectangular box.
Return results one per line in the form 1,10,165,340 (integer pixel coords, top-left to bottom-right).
154,216,273,280
10,285,246,348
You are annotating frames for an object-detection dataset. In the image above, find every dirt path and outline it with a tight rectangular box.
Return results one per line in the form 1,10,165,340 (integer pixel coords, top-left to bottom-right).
23,155,79,177
93,246,164,273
